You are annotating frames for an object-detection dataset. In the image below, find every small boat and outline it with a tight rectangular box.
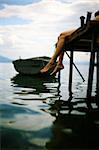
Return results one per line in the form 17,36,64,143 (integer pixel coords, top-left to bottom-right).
12,56,51,75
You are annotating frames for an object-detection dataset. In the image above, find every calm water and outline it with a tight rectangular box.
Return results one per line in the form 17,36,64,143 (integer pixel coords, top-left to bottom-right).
0,62,99,150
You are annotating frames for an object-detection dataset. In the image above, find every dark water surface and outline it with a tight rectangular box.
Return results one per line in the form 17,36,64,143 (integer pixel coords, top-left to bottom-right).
0,63,99,150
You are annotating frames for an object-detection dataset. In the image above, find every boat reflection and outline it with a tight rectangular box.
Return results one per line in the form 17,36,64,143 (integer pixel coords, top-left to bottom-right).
10,74,99,149
11,74,61,99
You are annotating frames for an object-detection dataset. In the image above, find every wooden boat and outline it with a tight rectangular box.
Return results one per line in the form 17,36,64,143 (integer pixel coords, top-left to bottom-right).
12,56,50,75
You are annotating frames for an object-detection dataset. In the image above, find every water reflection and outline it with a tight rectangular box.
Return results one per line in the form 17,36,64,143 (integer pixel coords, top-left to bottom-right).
46,109,99,149
11,74,58,94
1,70,99,149
1,126,52,150
40,89,99,149
11,74,61,101
41,96,99,149
1,73,60,150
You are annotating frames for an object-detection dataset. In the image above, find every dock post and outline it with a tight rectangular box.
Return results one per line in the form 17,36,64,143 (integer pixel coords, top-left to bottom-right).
87,33,95,99
96,51,99,100
87,51,95,98
68,50,73,95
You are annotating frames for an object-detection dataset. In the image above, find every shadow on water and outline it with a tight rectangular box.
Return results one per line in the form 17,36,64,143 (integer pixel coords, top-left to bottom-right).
1,72,99,150
43,93,99,149
1,100,99,150
46,109,99,149
1,126,52,150
11,74,58,95
1,73,60,150
42,89,99,149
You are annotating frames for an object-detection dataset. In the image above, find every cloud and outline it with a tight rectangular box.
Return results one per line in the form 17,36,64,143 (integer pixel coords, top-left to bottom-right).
0,0,99,60
0,1,72,21
0,0,98,24
0,0,41,6
0,16,31,25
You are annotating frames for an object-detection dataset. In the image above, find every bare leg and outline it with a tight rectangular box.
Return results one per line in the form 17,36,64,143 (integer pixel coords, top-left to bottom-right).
58,51,64,65
51,36,65,61
50,51,64,75
40,37,65,73
52,29,75,61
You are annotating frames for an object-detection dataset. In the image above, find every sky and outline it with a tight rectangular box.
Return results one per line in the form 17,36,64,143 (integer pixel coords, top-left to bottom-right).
0,0,99,61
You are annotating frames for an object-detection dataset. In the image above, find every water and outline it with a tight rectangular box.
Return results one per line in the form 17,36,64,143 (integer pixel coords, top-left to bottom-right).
0,62,99,150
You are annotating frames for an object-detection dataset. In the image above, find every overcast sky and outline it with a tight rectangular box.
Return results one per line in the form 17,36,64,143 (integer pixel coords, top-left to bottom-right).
0,0,99,61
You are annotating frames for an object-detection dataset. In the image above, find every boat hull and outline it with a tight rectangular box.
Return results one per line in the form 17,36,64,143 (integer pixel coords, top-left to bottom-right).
12,56,50,75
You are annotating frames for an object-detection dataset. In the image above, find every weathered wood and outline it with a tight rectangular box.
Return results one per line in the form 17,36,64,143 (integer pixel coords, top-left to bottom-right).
68,50,73,94
87,51,95,98
80,16,85,27
64,20,99,52
63,16,99,101
86,12,92,24
87,32,95,98
96,51,99,99
65,51,85,82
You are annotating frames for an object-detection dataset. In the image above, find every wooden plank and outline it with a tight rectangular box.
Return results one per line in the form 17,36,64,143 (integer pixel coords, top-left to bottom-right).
64,20,99,52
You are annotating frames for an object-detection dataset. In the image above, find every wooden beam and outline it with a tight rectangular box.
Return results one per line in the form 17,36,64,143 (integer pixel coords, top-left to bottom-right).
65,51,85,82
87,32,95,98
87,51,95,98
68,50,73,94
96,51,99,99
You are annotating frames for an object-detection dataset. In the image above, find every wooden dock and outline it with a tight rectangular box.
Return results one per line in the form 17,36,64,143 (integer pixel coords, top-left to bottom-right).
63,12,99,106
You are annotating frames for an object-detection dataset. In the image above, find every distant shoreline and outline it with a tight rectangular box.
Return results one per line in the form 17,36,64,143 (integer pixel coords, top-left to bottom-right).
0,55,12,63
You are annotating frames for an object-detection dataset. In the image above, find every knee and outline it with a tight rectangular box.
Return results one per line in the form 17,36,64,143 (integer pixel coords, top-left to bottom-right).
59,33,64,37
58,34,65,40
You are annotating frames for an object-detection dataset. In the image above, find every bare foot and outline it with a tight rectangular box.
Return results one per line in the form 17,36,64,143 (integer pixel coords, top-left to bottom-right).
40,62,56,73
50,64,64,75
